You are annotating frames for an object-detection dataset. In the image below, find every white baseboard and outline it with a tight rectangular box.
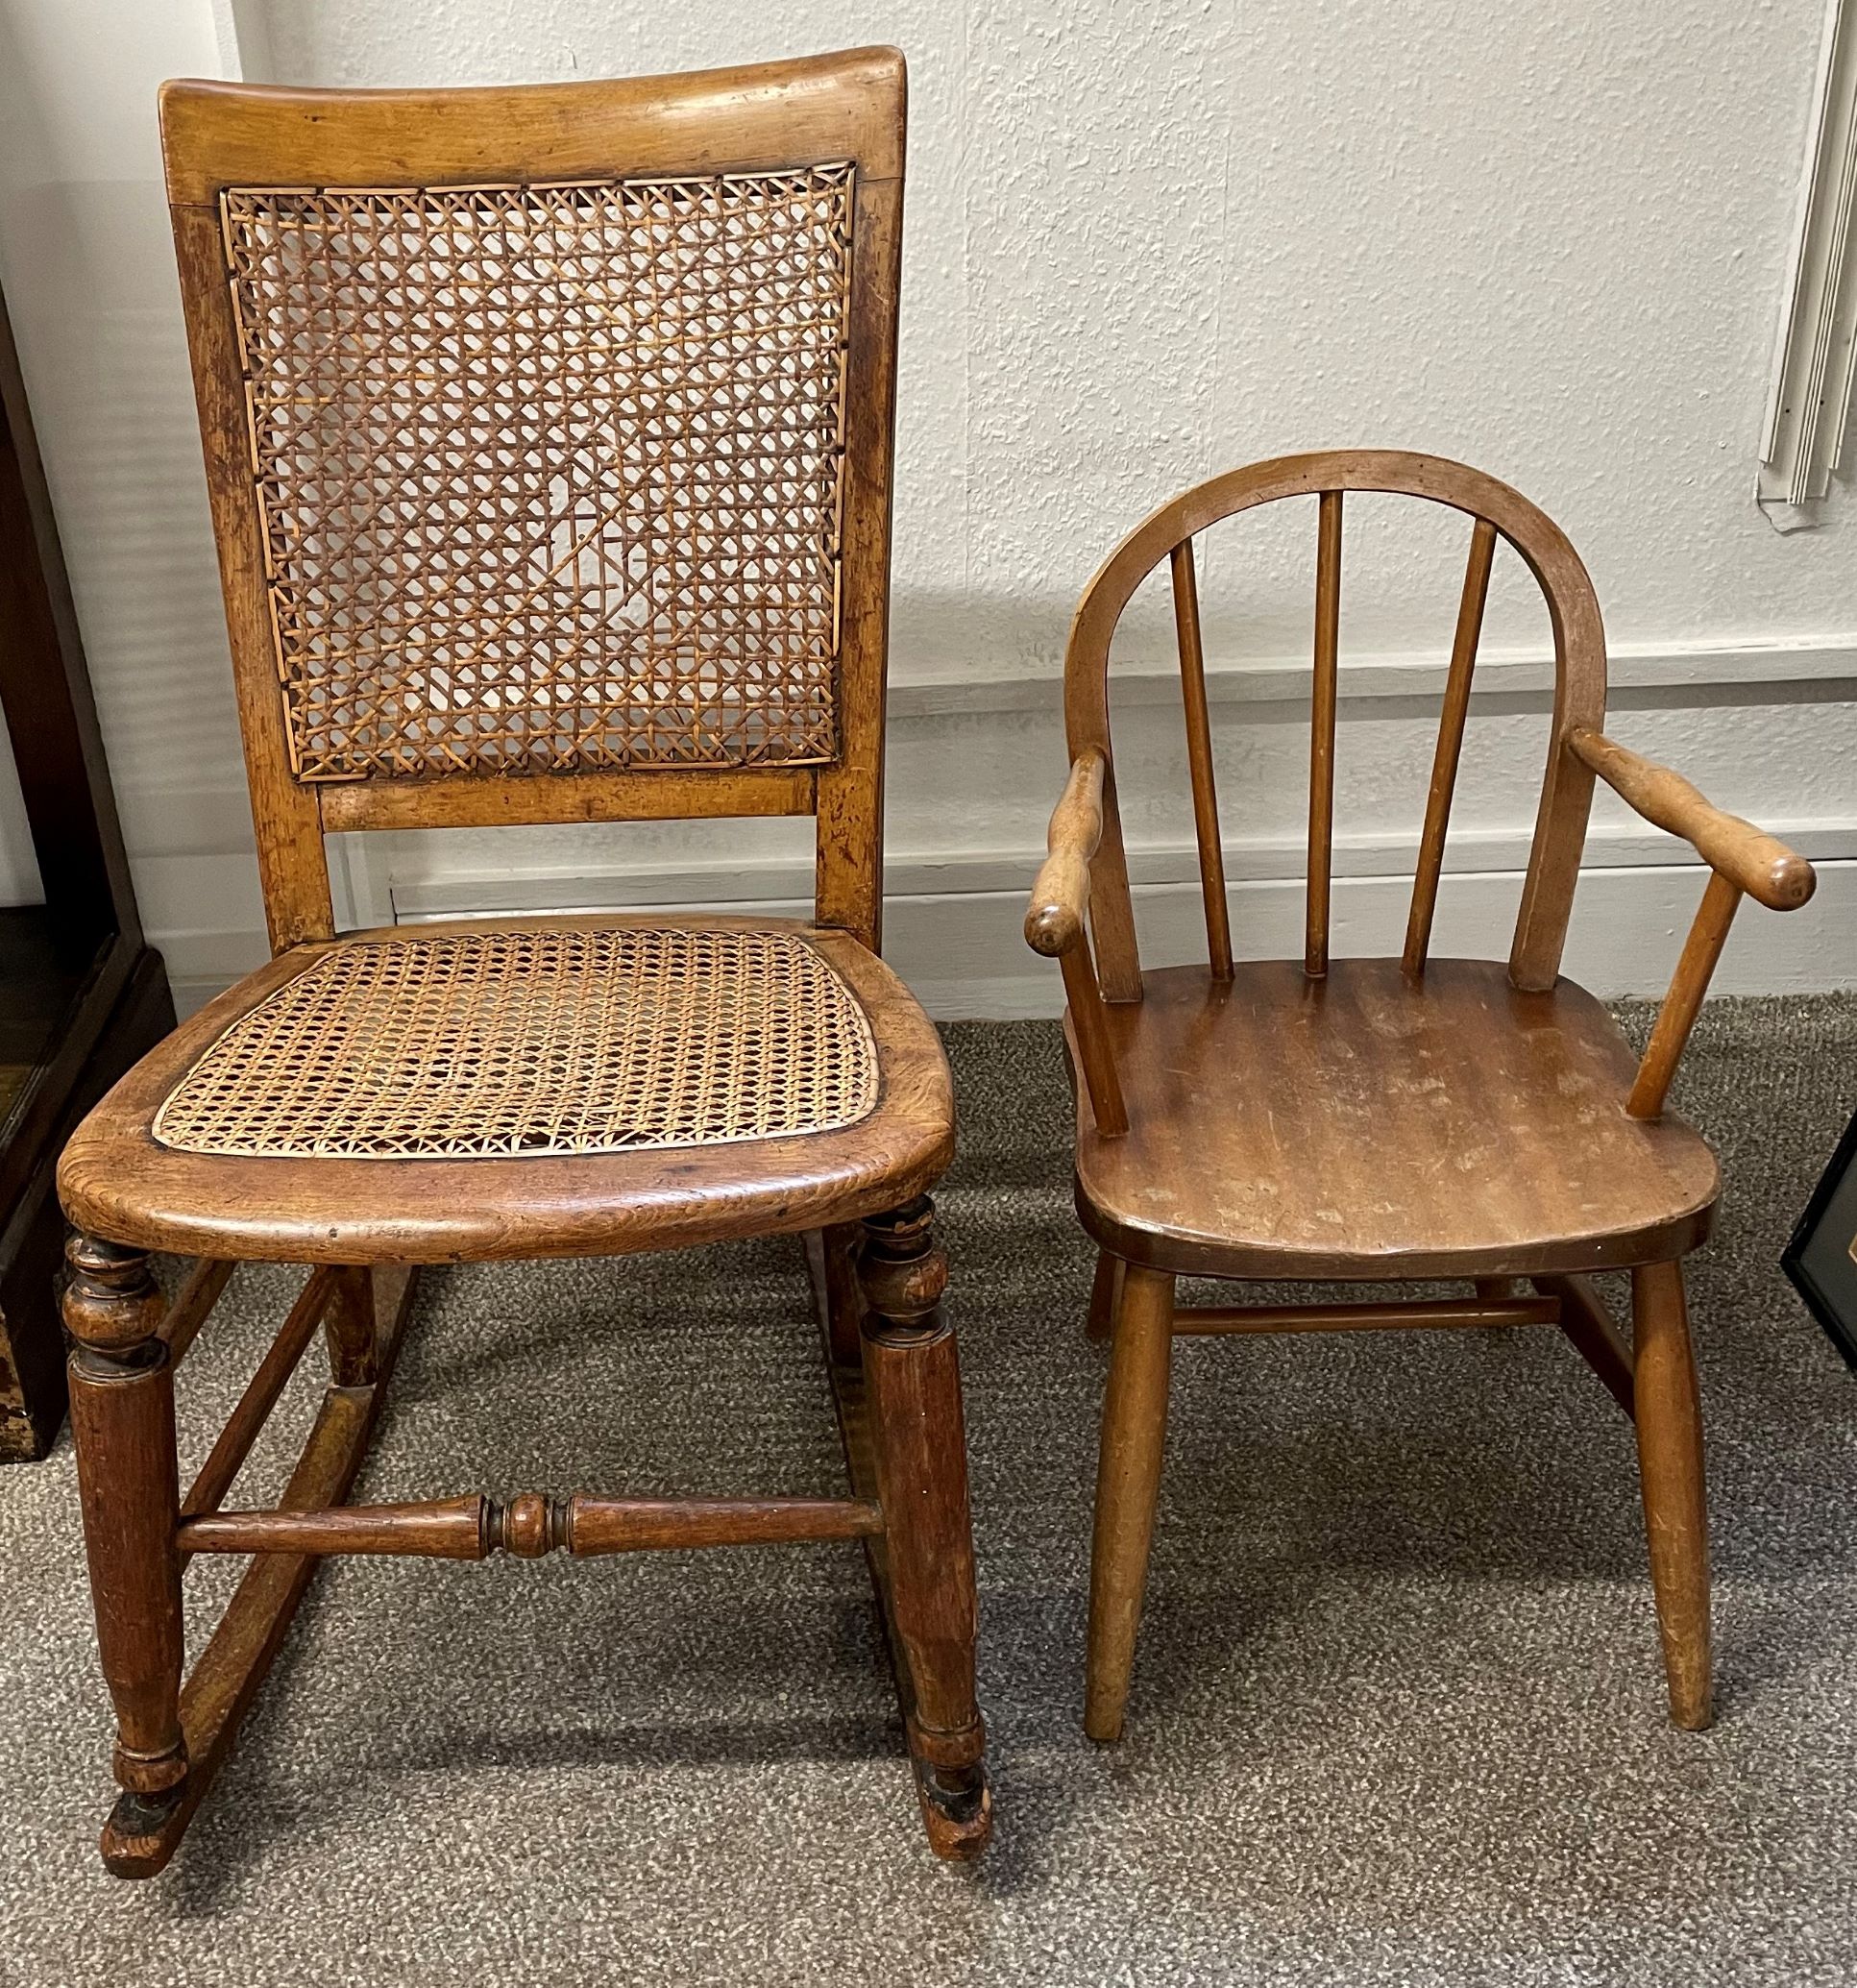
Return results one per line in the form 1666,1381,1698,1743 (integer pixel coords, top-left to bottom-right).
378,833,1857,1021
134,628,1857,1019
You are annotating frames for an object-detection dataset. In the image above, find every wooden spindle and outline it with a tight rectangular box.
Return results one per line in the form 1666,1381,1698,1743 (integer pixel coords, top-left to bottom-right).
1169,1295,1559,1335
1531,1273,1636,1419
174,1494,889,1559
158,1258,234,1369
1059,948,1128,1136
1404,516,1497,975
181,1266,337,1530
1170,538,1232,978
1628,869,1742,1118
323,1266,380,1388
1307,490,1343,977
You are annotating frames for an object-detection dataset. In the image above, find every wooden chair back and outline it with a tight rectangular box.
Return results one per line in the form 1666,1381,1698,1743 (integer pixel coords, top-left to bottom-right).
1063,450,1608,999
159,49,906,954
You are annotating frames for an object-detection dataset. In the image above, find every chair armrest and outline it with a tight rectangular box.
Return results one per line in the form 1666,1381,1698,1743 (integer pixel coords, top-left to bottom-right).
1569,726,1815,911
1022,749,1128,1135
1570,727,1818,1117
1025,749,1107,956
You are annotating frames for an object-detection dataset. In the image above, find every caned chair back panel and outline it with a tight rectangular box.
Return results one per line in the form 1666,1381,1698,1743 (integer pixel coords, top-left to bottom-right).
1063,451,1608,999
159,50,905,951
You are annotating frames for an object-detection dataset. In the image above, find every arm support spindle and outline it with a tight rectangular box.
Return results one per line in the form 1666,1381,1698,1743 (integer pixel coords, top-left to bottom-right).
1568,726,1816,1117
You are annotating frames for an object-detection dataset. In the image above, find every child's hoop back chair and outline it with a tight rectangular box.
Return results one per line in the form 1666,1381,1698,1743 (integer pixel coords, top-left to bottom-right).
1025,451,1816,1742
57,47,991,1875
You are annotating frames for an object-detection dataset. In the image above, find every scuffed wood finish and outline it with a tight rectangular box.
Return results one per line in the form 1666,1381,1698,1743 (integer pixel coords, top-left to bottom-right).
1563,727,1814,1119
60,917,953,1265
1631,1261,1712,1729
813,165,903,952
1405,517,1497,974
319,767,815,833
857,1200,991,1858
1072,960,1719,1282
1025,749,1106,959
159,51,906,205
1085,1263,1174,1742
1307,490,1343,978
67,52,984,1877
170,200,330,951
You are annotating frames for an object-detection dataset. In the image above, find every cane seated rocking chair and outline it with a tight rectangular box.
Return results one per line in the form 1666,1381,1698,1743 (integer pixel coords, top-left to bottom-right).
1025,451,1815,1743
59,48,991,1875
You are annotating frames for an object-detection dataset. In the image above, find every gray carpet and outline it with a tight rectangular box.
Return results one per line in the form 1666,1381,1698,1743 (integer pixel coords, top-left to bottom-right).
4,1000,1857,1987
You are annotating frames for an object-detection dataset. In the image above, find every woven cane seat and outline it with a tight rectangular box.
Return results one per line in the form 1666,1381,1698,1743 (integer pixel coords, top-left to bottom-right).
152,926,877,1162
59,917,951,1265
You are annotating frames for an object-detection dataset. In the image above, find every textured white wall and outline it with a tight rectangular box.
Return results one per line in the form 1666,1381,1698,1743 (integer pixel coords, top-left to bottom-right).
1,0,1852,1008
262,0,1852,652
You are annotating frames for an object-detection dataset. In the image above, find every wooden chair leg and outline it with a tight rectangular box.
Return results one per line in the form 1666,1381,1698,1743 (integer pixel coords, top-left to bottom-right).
1085,1262,1175,1741
1086,1247,1125,1343
857,1198,991,1860
803,1222,866,1370
62,1237,188,1815
1630,1259,1713,1730
323,1265,379,1387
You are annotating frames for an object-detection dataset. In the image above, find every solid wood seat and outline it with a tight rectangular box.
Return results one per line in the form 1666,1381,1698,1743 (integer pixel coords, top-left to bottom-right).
1073,958,1719,1282
1026,450,1817,1751
59,916,952,1264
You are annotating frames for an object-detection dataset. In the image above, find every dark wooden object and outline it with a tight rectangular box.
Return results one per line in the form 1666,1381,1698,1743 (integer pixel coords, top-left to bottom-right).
1026,450,1816,1744
0,285,175,1460
60,50,988,1875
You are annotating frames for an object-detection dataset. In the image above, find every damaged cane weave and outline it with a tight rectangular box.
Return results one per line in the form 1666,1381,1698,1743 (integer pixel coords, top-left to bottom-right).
152,927,880,1160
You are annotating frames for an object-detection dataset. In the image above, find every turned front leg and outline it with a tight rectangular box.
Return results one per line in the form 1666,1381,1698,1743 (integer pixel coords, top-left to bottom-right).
858,1198,990,1857
63,1236,187,1801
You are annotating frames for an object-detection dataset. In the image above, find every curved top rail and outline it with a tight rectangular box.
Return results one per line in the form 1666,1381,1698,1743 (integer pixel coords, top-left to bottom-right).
1060,450,1609,995
159,46,907,203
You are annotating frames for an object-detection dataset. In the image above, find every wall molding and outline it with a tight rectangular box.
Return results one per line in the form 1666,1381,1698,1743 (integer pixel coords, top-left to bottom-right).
385,819,1857,923
1758,0,1857,530
376,826,1857,1021
136,629,1857,1016
888,634,1857,717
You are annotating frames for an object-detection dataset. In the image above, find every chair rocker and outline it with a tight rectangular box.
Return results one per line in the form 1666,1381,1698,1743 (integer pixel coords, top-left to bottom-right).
58,48,990,1875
